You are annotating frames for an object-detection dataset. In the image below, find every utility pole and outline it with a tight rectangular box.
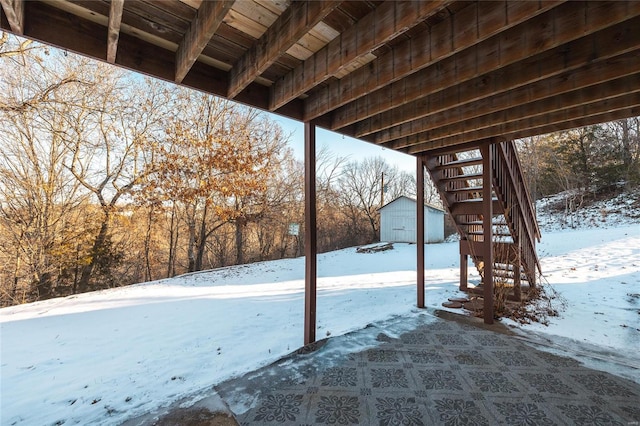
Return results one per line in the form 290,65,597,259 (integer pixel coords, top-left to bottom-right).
381,172,385,206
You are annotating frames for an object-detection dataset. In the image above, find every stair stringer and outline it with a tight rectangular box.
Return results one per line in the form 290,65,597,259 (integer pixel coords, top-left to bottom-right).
423,141,541,304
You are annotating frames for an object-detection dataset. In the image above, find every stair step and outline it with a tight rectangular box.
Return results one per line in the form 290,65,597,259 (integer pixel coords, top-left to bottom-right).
447,185,483,193
451,199,501,215
467,287,526,302
441,172,483,182
459,220,507,226
494,270,529,281
460,240,517,256
468,231,512,237
493,269,527,282
493,263,518,270
435,157,483,170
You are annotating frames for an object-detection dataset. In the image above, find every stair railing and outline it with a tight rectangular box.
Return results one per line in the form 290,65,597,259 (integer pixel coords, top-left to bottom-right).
490,141,541,285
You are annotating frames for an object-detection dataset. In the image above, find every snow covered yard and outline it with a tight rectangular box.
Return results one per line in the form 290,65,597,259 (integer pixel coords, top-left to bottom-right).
1,219,639,425
1,241,467,426
505,226,640,371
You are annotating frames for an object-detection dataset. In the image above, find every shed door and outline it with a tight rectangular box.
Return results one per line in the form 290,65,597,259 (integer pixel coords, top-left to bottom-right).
392,215,414,242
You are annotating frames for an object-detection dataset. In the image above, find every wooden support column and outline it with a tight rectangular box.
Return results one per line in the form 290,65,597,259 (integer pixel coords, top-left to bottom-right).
514,229,522,302
481,144,494,324
460,250,468,291
304,121,317,345
416,155,425,308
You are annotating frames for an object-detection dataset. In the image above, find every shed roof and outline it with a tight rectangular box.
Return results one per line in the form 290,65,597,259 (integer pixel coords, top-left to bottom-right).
2,1,638,156
379,195,444,213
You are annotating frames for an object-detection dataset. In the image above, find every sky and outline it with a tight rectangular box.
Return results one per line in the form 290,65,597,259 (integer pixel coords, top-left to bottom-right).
272,115,417,174
3,33,417,176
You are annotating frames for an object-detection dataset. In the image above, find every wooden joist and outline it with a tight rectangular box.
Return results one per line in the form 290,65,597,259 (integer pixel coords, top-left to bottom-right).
106,0,124,63
269,0,451,111
17,1,305,121
406,89,640,154
2,0,637,168
383,49,640,150
328,1,639,131
175,0,235,83
0,0,23,34
304,0,565,123
360,20,640,143
227,1,340,99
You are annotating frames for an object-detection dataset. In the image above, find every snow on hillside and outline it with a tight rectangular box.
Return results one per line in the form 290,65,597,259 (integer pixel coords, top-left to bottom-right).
536,188,640,232
1,192,639,425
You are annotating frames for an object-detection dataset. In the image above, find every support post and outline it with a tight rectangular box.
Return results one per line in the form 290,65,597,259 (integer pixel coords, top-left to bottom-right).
304,121,317,345
416,155,425,308
481,144,494,324
460,251,468,291
514,229,522,302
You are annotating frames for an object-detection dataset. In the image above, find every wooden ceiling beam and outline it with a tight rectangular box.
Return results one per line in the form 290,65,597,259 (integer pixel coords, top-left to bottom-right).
329,1,639,131
106,0,124,63
20,1,108,61
405,91,640,154
227,0,341,99
408,104,640,155
391,73,640,151
367,35,640,145
269,0,452,112
15,1,305,121
0,0,24,34
175,0,234,83
9,0,639,158
305,0,564,122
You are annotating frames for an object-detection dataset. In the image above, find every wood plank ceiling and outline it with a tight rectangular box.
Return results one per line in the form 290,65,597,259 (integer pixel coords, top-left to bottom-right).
1,0,639,156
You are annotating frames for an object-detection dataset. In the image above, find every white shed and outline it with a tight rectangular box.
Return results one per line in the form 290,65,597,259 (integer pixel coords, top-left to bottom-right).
379,196,444,243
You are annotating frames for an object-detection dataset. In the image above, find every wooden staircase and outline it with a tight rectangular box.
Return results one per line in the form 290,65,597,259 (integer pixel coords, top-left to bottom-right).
425,141,541,319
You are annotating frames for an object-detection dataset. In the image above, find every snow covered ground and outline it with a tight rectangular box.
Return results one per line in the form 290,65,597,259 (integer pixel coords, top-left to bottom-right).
535,188,640,232
1,195,639,425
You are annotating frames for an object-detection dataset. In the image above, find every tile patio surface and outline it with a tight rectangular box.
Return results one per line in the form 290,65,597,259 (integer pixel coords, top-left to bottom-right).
215,312,640,426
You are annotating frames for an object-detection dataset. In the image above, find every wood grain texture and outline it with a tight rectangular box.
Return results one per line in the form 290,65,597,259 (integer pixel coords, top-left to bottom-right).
107,0,124,63
269,0,451,111
398,74,640,152
365,24,640,145
227,0,340,99
0,0,23,34
6,0,639,160
175,0,234,83
305,0,564,122
406,93,640,154
13,1,304,121
330,1,639,131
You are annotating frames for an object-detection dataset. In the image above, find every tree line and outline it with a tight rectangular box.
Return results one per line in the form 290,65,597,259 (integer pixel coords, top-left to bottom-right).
4,35,635,307
517,119,639,217
0,36,424,306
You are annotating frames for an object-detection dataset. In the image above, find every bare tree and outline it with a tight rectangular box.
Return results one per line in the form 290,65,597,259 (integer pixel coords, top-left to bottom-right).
61,60,168,291
0,32,33,57
252,151,303,261
338,157,401,242
0,36,89,302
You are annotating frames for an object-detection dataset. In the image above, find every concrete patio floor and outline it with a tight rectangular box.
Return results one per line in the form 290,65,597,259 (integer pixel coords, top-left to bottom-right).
213,311,639,426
